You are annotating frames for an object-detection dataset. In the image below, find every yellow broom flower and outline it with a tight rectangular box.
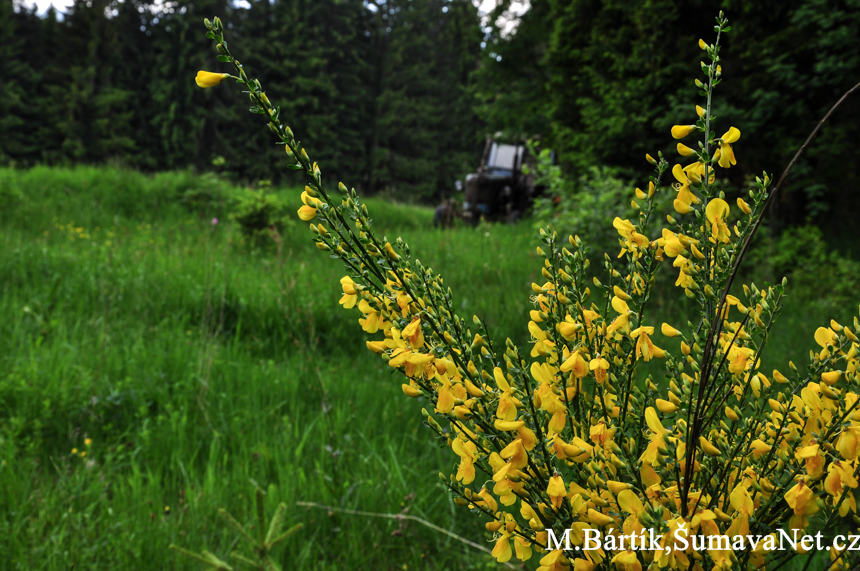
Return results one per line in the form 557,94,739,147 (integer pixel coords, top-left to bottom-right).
194,70,228,88
717,126,741,168
671,125,696,139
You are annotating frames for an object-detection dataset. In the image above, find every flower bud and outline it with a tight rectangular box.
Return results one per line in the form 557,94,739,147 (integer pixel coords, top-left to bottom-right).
677,143,695,157
671,125,696,139
195,71,228,89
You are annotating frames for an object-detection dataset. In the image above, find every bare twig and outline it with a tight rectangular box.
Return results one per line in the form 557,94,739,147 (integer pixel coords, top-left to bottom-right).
729,80,860,287
295,501,519,568
682,80,860,511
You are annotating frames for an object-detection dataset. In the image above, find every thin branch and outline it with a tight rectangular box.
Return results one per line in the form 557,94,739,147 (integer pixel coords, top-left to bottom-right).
295,501,518,569
682,79,860,512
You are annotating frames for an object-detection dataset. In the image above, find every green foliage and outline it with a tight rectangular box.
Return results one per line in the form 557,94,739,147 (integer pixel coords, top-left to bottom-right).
0,0,30,164
757,225,860,309
230,181,292,240
528,143,640,255
0,166,540,570
480,0,860,232
3,0,483,201
369,0,484,201
171,488,302,571
472,0,553,139
176,171,232,217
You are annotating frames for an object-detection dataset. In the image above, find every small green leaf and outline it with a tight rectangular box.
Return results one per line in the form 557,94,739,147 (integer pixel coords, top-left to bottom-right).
249,106,260,113
217,55,231,62
206,31,215,39
286,164,302,171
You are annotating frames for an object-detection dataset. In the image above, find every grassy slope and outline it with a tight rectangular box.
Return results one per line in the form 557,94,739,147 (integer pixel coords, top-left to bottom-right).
0,166,850,570
0,166,539,570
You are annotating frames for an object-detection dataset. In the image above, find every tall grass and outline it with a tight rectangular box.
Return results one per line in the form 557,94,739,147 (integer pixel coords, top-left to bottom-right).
0,166,540,569
0,166,848,569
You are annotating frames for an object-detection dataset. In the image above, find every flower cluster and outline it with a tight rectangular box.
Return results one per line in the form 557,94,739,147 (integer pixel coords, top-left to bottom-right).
197,12,860,570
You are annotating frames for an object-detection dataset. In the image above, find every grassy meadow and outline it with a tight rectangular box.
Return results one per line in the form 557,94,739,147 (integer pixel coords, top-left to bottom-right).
0,166,852,570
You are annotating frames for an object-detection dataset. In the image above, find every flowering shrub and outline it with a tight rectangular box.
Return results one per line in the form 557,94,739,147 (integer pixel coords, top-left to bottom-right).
197,13,860,571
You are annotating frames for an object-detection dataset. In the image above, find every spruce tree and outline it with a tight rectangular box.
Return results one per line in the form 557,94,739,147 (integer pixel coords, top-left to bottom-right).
0,0,30,165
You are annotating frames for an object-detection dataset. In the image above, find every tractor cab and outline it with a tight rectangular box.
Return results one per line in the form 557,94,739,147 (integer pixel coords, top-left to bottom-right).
459,137,537,224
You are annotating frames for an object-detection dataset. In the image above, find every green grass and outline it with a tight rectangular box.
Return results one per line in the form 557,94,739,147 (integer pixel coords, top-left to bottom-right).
0,166,852,570
0,166,540,570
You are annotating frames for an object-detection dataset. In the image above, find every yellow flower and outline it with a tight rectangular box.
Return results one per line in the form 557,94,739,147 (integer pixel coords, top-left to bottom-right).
610,550,641,571
837,426,860,460
452,438,478,484
587,508,614,526
589,356,610,384
195,70,228,88
477,487,498,513
657,229,686,258
815,326,837,348
84,438,92,446
631,326,665,361
726,483,754,537
514,536,532,562
339,276,359,308
673,199,692,214
639,407,668,465
717,126,741,168
606,296,632,337
670,164,701,215
661,323,681,337
298,207,316,221
494,367,518,421
560,350,589,378
298,189,321,221
401,382,421,397
785,479,818,518
671,125,695,139
547,474,566,510
824,460,859,496
612,217,649,258
750,439,771,458
705,198,731,243
655,399,677,413
491,530,512,562
676,143,695,157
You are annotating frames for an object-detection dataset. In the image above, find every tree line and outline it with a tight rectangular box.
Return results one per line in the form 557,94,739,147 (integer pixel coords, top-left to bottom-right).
478,0,860,236
0,0,484,201
2,0,859,226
